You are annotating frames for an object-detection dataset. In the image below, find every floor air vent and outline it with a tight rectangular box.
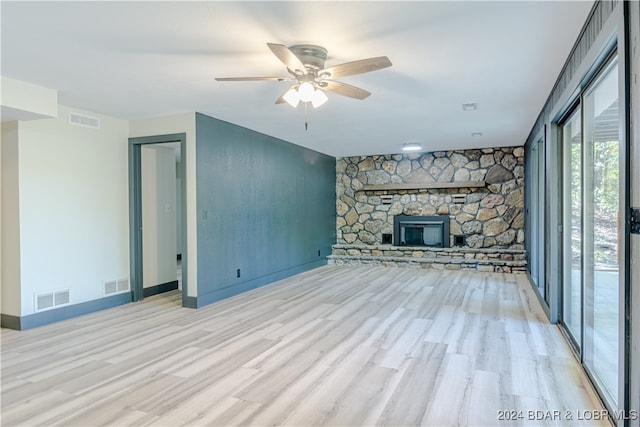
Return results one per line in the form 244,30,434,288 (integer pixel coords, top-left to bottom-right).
117,278,129,292
35,290,70,311
68,112,101,129
104,281,118,295
104,278,130,296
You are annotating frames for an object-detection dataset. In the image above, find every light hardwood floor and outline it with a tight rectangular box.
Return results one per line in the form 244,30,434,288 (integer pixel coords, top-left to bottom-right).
1,266,608,426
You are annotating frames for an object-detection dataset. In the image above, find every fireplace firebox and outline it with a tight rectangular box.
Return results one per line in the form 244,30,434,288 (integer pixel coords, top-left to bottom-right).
393,215,450,247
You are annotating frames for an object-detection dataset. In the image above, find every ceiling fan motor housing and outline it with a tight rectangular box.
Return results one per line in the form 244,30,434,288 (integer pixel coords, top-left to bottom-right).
289,44,328,76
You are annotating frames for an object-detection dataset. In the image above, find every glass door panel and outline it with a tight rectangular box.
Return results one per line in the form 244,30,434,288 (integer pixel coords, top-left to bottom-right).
528,139,546,300
562,109,583,347
583,59,619,408
529,142,540,285
536,139,546,300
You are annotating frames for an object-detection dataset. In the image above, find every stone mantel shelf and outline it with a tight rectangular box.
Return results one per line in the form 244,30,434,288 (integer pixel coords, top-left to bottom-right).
359,181,486,191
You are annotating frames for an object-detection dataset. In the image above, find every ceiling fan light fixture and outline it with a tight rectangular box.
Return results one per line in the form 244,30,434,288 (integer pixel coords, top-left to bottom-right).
283,87,300,108
402,142,423,151
298,82,315,102
216,42,392,110
311,89,328,108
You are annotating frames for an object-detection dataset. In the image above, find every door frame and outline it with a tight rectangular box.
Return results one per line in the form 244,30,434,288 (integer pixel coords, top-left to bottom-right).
129,133,187,305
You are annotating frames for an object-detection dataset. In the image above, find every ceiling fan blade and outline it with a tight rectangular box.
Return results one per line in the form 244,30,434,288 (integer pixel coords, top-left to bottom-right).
321,80,371,100
267,43,307,75
215,77,290,82
320,56,392,79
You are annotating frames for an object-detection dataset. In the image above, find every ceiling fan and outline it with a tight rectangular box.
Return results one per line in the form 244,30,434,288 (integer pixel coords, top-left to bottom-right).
215,43,392,108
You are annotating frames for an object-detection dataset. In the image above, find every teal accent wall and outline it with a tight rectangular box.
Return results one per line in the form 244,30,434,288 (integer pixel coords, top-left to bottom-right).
195,113,336,307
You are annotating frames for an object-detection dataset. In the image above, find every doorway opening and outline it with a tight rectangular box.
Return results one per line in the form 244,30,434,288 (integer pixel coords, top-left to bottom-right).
129,133,187,306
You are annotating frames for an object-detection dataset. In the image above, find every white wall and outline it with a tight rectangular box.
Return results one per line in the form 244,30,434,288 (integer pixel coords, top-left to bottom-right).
1,122,22,316
15,105,129,315
142,145,177,288
129,113,197,297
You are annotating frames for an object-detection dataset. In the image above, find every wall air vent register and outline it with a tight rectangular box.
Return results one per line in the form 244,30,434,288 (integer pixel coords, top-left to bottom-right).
68,112,101,130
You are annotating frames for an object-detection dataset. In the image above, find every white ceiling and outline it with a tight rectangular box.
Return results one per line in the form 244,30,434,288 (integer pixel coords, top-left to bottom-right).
1,1,594,157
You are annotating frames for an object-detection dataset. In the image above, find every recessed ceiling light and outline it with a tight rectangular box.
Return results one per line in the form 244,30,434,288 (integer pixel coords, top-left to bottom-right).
402,143,423,151
472,132,483,137
462,102,479,111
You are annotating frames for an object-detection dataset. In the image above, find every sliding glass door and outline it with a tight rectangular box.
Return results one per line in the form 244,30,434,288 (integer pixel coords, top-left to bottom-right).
562,109,583,347
582,58,620,407
561,56,620,410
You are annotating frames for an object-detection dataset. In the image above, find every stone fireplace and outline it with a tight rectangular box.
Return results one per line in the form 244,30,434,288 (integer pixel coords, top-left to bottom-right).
330,146,527,273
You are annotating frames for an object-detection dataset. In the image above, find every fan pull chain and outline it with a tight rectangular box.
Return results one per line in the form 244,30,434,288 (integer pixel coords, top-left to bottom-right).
304,102,309,131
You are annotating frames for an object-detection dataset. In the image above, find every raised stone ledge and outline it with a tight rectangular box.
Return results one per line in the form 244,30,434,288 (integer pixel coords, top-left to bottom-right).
329,244,527,273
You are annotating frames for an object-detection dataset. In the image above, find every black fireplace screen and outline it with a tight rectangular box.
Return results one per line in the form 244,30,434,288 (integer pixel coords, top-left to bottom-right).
393,215,450,247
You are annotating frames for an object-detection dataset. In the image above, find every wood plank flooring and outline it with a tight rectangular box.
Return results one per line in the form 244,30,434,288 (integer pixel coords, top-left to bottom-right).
1,266,608,426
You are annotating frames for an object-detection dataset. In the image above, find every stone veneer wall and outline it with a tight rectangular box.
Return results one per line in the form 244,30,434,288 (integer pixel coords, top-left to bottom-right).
336,147,525,249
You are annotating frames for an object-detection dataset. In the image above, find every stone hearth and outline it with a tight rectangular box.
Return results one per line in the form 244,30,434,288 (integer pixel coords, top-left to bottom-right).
329,244,527,273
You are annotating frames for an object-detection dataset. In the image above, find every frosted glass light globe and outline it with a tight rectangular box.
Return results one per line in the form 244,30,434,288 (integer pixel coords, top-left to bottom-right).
298,82,314,102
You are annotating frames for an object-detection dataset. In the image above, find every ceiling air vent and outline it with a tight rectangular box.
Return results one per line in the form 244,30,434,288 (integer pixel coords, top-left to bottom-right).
68,112,101,129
